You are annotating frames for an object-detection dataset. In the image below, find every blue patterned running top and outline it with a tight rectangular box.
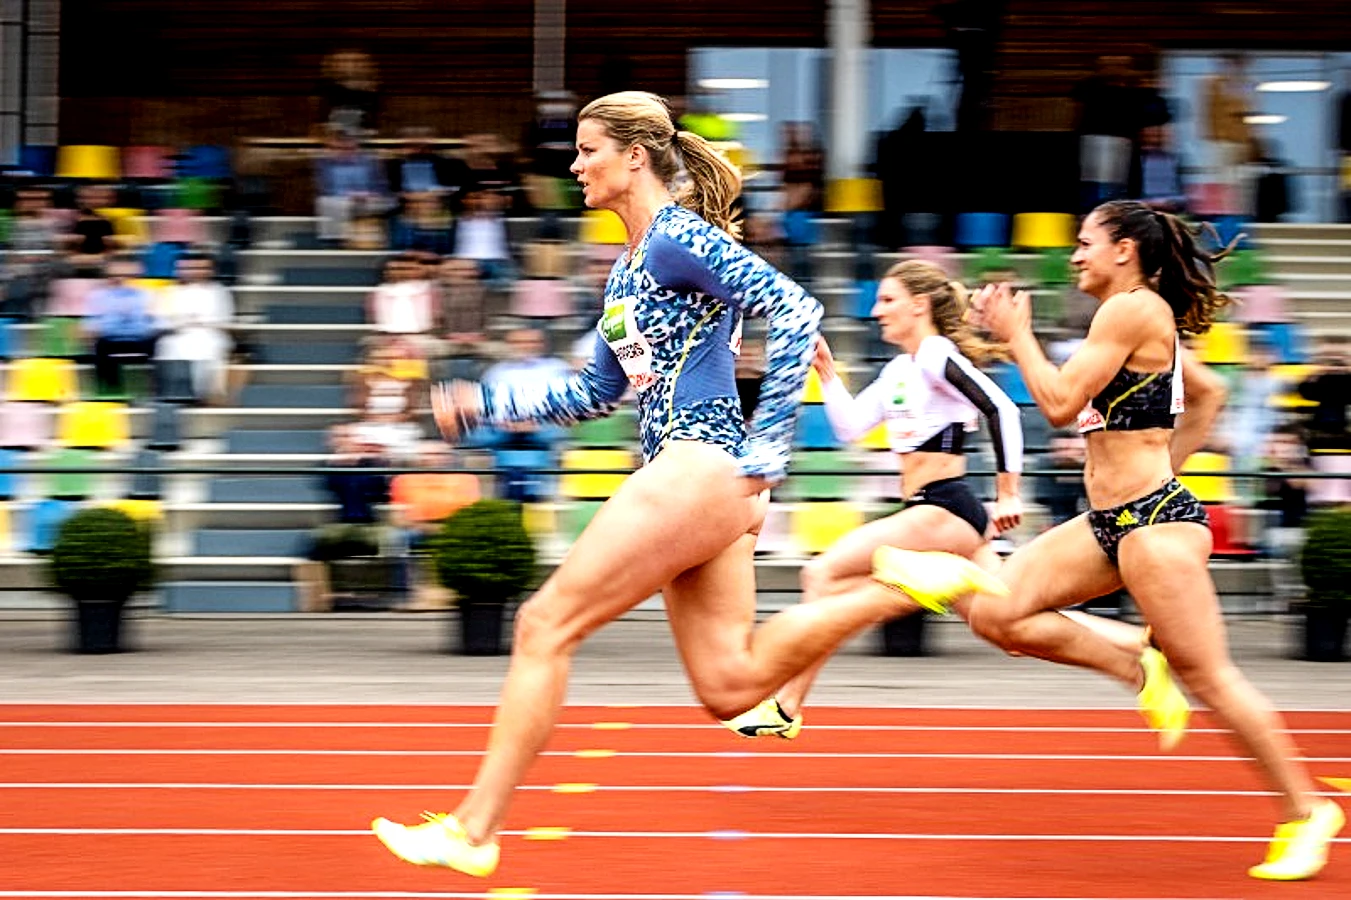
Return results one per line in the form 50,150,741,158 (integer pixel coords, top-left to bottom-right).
476,203,822,481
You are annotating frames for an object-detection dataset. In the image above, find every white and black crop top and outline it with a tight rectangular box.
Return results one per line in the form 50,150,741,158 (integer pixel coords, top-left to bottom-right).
818,335,1024,473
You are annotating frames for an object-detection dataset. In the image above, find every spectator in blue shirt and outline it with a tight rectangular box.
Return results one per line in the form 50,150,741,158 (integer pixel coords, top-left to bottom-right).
84,257,161,396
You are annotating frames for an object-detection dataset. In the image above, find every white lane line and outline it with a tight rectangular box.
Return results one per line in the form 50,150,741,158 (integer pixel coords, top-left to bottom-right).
2,827,1345,843
3,721,1348,735
1,700,1347,712
0,893,1251,900
3,749,1349,762
0,783,1310,797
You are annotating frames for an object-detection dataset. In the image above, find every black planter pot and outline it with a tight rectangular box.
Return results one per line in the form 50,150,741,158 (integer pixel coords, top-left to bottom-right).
880,612,928,657
1301,605,1350,663
72,598,128,654
457,602,508,656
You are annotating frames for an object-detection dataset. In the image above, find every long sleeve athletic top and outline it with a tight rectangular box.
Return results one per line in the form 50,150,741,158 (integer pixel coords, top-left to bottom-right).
818,335,1024,474
476,203,822,481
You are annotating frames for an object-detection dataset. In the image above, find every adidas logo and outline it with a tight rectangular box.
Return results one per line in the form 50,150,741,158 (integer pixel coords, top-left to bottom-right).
1116,509,1139,527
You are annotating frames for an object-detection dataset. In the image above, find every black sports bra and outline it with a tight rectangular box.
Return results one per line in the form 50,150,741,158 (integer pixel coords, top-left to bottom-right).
1077,337,1184,433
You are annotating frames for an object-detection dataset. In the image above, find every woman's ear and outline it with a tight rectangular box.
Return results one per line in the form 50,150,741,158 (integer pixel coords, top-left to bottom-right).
627,143,647,171
1115,236,1138,266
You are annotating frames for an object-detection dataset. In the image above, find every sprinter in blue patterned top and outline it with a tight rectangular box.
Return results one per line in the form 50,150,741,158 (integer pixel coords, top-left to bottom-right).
372,91,1004,878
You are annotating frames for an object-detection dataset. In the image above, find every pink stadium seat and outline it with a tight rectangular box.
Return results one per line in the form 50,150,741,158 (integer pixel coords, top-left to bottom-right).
510,279,573,319
0,402,56,449
47,278,105,318
1233,284,1289,324
122,145,174,180
154,208,207,245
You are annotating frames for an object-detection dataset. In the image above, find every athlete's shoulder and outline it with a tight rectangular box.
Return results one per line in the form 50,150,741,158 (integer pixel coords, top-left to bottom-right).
914,334,960,370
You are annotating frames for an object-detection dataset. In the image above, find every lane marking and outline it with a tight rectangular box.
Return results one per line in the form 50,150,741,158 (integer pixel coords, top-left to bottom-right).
0,826,1344,843
0,782,1320,798
1,721,1347,735
3,749,1348,763
0,886,1253,891
522,827,571,841
0,893,1252,899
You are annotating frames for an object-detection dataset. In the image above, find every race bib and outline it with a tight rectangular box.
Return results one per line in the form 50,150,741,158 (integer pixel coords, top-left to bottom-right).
1076,402,1105,433
600,294,656,391
883,376,919,445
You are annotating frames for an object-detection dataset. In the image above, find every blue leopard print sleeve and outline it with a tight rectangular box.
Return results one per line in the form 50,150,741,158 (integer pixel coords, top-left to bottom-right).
474,204,820,482
647,210,822,479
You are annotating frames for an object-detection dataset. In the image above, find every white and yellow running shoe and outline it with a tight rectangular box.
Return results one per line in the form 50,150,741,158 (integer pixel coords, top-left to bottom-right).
721,697,803,739
871,546,1009,615
371,812,500,877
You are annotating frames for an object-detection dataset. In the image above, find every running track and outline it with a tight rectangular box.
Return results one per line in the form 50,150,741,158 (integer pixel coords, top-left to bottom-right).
1,705,1349,899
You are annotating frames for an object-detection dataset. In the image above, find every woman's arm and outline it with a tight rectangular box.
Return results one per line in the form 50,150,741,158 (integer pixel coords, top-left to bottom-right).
982,285,1138,427
813,337,887,442
1170,346,1228,472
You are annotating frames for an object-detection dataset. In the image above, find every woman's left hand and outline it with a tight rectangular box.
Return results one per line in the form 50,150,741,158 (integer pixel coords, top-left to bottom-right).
973,282,1032,343
991,494,1023,534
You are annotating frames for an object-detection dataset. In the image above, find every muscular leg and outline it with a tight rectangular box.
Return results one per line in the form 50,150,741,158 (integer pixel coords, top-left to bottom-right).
1119,523,1319,822
774,505,985,716
451,443,765,843
967,514,1140,686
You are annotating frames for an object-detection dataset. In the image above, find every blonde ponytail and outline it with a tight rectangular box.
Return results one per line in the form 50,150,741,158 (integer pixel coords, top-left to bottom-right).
672,130,742,239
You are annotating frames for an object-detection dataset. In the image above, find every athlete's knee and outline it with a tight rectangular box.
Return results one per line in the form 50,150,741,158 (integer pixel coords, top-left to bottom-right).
510,592,589,659
966,598,1022,654
800,557,839,602
1169,658,1245,709
688,667,759,721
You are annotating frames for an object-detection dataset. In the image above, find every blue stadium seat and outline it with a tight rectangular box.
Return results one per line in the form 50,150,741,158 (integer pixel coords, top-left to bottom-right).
954,212,1010,249
795,404,840,450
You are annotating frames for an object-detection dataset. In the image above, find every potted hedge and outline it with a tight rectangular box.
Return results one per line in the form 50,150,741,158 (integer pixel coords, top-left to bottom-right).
49,507,155,654
1298,508,1351,662
430,499,537,655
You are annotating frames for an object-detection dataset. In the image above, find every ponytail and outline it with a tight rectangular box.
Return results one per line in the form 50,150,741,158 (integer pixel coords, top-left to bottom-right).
672,130,743,240
886,261,1008,364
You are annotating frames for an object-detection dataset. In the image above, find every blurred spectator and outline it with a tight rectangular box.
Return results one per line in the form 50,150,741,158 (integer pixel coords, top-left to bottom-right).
1201,54,1254,216
386,127,466,199
348,335,427,463
368,254,439,348
450,187,516,289
473,327,570,502
1256,426,1310,601
873,105,931,249
1073,54,1139,210
64,205,118,269
1135,67,1173,131
741,211,787,273
525,91,579,181
1339,68,1351,223
1298,337,1351,453
84,257,161,396
390,192,453,255
320,423,390,526
1132,124,1186,213
1,188,60,318
1252,138,1295,223
9,187,61,255
438,256,490,354
735,329,767,423
389,440,482,608
936,0,1007,134
779,122,824,282
1224,341,1281,480
153,253,235,404
319,49,380,134
1034,431,1088,526
459,132,517,197
314,126,390,246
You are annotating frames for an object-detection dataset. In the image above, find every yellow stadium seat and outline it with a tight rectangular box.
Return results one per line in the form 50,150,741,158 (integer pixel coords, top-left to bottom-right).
580,209,628,245
824,178,883,213
558,448,637,500
801,367,826,404
96,208,150,245
791,501,864,555
6,358,79,403
56,145,121,180
103,498,163,523
0,501,11,554
57,401,131,450
1178,451,1235,504
856,423,890,451
1192,322,1248,366
1010,212,1077,249
521,502,557,541
1270,364,1318,409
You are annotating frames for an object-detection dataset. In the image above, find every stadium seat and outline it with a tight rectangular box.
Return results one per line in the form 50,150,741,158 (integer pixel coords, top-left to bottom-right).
1233,284,1289,325
154,359,198,405
987,362,1033,405
0,501,11,554
783,449,855,501
47,278,105,318
510,278,573,319
753,501,793,556
954,212,1009,249
568,411,638,447
153,208,208,245
1011,212,1075,249
794,403,839,450
850,280,880,319
141,241,186,280
39,317,86,359
1252,321,1307,365
178,145,232,180
57,401,131,450
580,209,627,245
1178,451,1235,504
1206,504,1260,559
0,402,55,450
122,145,174,180
558,448,637,499
45,447,101,501
102,497,164,523
19,498,77,554
1036,248,1074,286
560,499,604,543
824,178,883,213
1308,451,1351,506
146,402,182,451
1220,249,1270,289
127,448,165,500
791,501,864,555
0,318,19,360
56,145,121,180
520,501,558,544
0,448,21,500
6,358,79,403
901,246,957,274
1192,321,1248,366
18,145,56,178
95,207,150,246
174,177,224,211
